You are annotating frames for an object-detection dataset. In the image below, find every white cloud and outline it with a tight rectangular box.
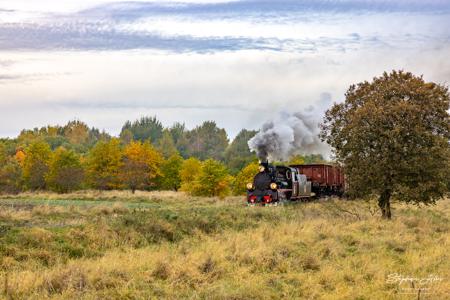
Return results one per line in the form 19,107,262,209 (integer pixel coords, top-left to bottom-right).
0,0,448,139
0,45,449,138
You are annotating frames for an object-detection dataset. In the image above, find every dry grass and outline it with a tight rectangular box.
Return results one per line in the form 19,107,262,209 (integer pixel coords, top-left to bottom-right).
1,194,449,299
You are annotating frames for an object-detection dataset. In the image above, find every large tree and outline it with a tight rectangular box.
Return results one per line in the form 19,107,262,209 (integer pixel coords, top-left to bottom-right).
321,71,450,218
158,153,183,191
190,159,232,198
185,121,229,161
85,139,123,190
46,147,84,193
22,141,52,190
121,141,163,193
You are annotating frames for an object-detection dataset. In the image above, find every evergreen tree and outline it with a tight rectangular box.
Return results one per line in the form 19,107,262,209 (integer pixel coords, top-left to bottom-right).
120,116,163,144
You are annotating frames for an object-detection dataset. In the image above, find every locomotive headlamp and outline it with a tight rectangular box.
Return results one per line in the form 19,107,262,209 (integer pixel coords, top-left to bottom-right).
270,183,277,189
246,183,254,190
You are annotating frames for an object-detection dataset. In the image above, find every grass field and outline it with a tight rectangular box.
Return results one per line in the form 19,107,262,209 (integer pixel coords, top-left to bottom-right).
0,191,449,299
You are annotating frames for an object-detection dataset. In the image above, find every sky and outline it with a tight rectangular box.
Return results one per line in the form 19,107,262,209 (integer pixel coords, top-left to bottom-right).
0,0,449,139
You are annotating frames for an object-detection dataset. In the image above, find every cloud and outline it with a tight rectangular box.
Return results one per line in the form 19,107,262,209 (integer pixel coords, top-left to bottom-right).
0,0,449,139
0,0,448,53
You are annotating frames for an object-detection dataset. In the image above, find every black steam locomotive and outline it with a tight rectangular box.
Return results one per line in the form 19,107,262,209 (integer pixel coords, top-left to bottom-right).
246,161,344,205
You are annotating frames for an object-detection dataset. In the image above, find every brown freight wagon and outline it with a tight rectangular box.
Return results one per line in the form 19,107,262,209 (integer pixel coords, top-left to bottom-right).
290,164,345,197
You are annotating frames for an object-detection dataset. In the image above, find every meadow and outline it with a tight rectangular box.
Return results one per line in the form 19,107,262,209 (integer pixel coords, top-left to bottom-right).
0,191,449,299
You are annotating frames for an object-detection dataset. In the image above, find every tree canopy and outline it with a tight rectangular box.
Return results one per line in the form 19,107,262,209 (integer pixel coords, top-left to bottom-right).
185,121,229,161
22,141,52,190
121,141,163,193
46,147,84,193
85,138,123,190
321,70,450,218
121,116,163,144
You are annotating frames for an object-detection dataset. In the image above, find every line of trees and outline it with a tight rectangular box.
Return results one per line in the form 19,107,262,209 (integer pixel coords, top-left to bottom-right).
0,119,324,196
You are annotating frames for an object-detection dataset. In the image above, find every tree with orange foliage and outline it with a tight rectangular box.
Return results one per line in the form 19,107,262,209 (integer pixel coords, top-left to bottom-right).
15,149,26,167
121,141,163,193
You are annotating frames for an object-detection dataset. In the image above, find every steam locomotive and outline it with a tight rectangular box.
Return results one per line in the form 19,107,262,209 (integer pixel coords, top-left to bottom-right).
246,162,345,205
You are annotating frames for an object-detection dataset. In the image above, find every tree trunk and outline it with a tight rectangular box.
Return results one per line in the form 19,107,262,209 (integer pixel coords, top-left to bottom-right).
131,188,136,194
378,189,392,219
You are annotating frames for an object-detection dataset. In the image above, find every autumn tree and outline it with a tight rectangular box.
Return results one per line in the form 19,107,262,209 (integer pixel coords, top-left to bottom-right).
46,148,84,193
321,71,450,219
0,158,22,194
63,120,89,145
232,162,259,195
224,129,257,174
86,138,123,190
121,141,163,193
158,153,183,191
22,141,52,190
0,144,22,194
179,157,202,193
190,159,232,198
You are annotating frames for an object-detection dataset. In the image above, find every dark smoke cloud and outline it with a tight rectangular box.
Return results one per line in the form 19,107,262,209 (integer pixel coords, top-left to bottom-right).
248,94,332,161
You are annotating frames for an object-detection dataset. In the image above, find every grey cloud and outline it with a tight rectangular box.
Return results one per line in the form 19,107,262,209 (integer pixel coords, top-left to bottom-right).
0,21,439,52
79,0,450,21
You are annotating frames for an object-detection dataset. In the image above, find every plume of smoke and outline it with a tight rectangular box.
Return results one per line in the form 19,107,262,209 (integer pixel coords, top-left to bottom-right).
248,95,331,162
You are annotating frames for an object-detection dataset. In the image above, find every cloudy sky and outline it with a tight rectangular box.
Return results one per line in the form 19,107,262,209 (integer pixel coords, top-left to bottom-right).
0,0,449,138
